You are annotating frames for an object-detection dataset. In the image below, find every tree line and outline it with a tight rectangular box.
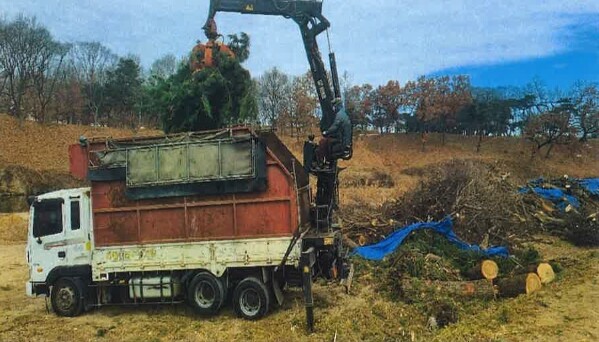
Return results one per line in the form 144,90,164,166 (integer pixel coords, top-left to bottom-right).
1,14,597,156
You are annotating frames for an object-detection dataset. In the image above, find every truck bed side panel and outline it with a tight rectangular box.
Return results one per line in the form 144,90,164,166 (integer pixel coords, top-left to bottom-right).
91,236,301,280
92,152,299,247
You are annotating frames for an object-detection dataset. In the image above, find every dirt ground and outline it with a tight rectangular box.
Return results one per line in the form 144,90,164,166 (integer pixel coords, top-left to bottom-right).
0,235,597,341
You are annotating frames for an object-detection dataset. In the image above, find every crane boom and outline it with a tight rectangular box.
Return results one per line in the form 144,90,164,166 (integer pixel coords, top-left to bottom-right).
204,0,340,132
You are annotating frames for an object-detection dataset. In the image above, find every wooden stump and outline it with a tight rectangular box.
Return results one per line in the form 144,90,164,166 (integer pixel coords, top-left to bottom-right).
401,278,496,300
496,273,542,298
466,260,499,280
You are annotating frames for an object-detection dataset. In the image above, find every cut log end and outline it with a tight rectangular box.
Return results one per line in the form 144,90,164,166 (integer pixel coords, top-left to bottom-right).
525,273,542,294
481,260,499,280
536,263,555,284
467,259,499,280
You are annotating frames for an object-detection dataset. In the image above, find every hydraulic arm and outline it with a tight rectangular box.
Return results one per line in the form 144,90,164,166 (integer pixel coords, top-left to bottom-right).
204,0,341,132
205,0,350,233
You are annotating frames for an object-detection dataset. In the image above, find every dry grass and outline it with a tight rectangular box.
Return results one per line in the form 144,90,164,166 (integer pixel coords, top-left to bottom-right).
0,212,28,243
0,121,598,340
0,237,596,341
0,114,160,172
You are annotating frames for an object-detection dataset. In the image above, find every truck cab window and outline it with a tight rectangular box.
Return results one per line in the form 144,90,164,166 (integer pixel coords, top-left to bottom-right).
33,200,63,238
70,201,80,230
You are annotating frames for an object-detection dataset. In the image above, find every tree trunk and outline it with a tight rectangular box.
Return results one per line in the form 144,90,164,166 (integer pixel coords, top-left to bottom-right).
466,260,498,281
401,278,496,301
496,273,542,298
544,143,555,158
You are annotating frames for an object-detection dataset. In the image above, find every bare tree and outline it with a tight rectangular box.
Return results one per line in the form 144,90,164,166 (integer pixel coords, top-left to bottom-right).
281,72,318,137
570,81,599,142
0,15,54,125
149,54,177,80
258,67,288,127
31,40,69,122
0,18,6,102
70,41,117,125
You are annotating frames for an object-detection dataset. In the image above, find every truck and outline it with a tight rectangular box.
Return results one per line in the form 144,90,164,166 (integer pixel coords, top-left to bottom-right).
26,0,353,331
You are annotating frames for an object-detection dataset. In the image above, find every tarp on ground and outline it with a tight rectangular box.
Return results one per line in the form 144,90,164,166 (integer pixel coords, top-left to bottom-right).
580,178,599,196
353,217,509,261
519,177,599,211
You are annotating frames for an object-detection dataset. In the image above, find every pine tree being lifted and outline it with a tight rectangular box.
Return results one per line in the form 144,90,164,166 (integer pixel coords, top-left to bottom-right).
157,19,256,134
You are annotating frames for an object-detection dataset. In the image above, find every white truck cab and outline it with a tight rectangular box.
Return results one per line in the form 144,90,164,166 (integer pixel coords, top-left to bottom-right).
26,188,93,298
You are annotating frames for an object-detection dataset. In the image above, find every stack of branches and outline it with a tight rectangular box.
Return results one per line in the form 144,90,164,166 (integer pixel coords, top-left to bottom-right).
386,159,532,246
519,177,599,247
339,203,396,246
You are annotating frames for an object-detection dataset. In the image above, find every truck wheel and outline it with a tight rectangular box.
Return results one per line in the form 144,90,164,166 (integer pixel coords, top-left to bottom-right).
233,277,270,320
51,277,84,317
187,272,225,316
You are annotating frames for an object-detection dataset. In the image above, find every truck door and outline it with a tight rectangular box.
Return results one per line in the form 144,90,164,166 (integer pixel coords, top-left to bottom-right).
64,194,92,266
29,198,67,283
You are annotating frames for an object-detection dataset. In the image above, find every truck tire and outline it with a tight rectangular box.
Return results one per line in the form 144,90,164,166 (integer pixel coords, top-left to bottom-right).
187,272,225,316
51,277,84,317
233,277,270,320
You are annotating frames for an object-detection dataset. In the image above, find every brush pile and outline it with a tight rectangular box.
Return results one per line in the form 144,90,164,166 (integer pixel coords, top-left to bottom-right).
343,159,598,247
518,177,599,247
386,159,530,246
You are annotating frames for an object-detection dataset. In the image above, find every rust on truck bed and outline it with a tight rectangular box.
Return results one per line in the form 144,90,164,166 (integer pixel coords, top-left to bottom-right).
69,127,311,247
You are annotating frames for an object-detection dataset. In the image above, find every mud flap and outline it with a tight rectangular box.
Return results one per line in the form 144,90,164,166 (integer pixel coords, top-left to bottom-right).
272,274,284,306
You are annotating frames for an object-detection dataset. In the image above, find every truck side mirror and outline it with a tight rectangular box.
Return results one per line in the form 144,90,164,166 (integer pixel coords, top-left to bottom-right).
36,237,42,245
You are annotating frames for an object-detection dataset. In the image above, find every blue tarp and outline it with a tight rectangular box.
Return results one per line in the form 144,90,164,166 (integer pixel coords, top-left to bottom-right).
353,217,509,261
580,178,599,195
519,177,599,211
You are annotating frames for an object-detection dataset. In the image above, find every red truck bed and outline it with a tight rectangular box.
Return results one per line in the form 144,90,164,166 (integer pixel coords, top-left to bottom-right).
69,128,310,247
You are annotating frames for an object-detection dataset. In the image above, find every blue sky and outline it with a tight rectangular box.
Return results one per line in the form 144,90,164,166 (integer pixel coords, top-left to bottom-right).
1,1,598,89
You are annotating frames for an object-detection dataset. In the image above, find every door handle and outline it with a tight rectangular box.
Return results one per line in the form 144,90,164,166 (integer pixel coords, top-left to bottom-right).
58,251,66,258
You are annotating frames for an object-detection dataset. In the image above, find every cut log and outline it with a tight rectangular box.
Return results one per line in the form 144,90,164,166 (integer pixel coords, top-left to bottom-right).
496,273,542,298
535,263,555,284
466,260,499,280
401,278,496,301
523,262,556,284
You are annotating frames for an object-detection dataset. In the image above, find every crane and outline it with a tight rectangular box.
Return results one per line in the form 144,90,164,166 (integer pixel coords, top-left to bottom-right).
204,0,352,230
205,0,341,132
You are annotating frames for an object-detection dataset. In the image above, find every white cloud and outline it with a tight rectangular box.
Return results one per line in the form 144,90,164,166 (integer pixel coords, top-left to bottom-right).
1,0,597,85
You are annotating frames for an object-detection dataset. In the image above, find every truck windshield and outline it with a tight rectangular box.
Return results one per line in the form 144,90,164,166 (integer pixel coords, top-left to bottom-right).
33,199,63,238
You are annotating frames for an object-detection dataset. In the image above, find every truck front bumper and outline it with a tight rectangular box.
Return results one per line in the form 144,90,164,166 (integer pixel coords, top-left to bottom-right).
26,281,34,297
26,281,48,297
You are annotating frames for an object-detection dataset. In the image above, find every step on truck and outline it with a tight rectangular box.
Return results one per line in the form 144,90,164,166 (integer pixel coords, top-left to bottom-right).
26,127,353,330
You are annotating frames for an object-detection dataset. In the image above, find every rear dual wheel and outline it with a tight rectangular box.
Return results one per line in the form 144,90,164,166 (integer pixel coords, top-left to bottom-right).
187,272,226,316
233,277,270,320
